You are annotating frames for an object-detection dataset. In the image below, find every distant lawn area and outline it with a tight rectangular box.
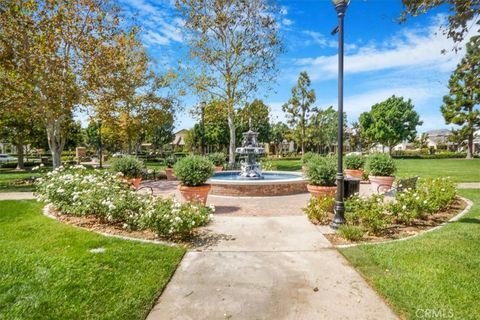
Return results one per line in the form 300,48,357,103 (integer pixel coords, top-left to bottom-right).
340,189,480,320
268,158,480,182
395,158,480,182
0,169,44,192
0,200,185,319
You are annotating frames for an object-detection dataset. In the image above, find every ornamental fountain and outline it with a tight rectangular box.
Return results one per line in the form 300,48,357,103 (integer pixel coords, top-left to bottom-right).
235,121,265,179
207,120,307,196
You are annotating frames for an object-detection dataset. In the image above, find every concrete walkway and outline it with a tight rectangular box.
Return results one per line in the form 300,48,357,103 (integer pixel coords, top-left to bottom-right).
457,182,480,189
147,216,398,320
0,192,35,200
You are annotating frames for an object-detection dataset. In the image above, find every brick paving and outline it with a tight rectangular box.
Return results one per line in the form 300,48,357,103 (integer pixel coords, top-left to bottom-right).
141,180,374,217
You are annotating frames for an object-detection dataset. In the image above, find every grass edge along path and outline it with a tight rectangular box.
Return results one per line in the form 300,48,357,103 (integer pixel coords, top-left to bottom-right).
339,189,480,320
0,200,185,320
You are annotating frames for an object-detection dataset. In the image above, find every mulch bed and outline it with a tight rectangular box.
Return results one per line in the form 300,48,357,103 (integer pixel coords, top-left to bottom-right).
45,206,232,249
47,208,162,241
324,197,468,246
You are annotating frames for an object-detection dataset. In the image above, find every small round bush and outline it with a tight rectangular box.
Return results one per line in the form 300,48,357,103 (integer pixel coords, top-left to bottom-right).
110,155,144,178
366,153,396,176
165,157,176,168
338,225,364,242
207,152,226,166
303,195,335,224
173,155,214,186
305,156,337,186
344,154,365,170
302,152,317,165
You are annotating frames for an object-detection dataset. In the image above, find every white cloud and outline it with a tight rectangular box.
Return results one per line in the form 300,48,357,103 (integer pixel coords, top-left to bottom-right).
282,18,294,26
294,17,474,81
302,30,337,48
120,0,183,47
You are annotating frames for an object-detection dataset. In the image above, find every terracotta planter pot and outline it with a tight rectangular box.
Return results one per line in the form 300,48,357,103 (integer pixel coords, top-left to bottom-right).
164,168,177,181
214,166,224,172
130,177,142,189
306,184,336,198
178,184,211,205
369,175,395,194
345,169,364,179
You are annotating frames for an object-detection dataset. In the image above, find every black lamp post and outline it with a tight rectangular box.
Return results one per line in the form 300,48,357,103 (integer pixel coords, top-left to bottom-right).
200,102,206,155
330,0,348,229
98,119,103,169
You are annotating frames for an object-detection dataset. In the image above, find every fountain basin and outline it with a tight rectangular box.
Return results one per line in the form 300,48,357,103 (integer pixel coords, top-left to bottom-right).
208,171,307,197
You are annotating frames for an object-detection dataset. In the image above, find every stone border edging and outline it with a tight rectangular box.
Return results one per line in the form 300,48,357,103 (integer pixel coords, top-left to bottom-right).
42,204,180,247
334,196,474,249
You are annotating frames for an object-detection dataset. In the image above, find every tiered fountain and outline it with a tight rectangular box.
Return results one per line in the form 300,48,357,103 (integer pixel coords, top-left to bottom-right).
235,122,265,179
208,120,307,196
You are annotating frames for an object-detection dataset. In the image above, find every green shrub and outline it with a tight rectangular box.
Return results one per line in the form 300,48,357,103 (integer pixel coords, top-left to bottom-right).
165,157,176,168
207,152,226,166
344,154,365,170
36,166,146,227
110,156,144,178
345,194,389,235
36,166,213,238
305,156,337,186
260,159,274,171
173,155,214,186
389,177,457,224
139,198,213,239
338,225,364,241
303,195,335,224
301,152,317,165
366,153,396,176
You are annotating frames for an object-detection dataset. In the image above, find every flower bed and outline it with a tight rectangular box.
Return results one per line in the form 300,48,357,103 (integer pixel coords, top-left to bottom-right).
303,177,465,244
36,166,213,239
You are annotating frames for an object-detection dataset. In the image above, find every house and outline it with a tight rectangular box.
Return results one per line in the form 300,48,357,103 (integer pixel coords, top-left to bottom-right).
424,129,453,150
171,129,188,149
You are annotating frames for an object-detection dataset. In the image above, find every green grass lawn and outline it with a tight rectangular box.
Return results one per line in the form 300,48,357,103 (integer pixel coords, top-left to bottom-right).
0,200,185,319
268,158,480,182
0,169,44,192
395,158,480,182
145,162,166,171
340,189,480,320
269,159,302,171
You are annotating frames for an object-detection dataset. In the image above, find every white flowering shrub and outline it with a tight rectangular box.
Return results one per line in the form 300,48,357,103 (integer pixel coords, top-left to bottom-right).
139,198,213,239
389,177,457,224
345,194,390,235
36,166,213,237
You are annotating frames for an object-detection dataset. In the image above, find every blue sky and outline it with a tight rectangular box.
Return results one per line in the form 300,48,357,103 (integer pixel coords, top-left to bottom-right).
111,0,478,133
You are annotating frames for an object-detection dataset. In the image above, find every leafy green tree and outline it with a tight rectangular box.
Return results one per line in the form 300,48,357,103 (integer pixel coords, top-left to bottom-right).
237,99,271,143
176,0,283,164
307,106,344,154
271,122,290,156
0,0,127,167
412,133,429,149
64,120,86,151
360,95,423,154
282,72,316,154
348,121,374,152
0,105,41,169
401,0,479,46
441,36,480,159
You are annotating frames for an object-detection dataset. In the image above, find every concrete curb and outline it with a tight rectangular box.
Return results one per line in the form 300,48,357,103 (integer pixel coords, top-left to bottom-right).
334,196,474,249
42,204,180,248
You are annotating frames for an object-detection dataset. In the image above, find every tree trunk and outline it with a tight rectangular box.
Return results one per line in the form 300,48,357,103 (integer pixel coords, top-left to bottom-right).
15,140,25,170
467,132,473,159
228,111,236,165
46,118,66,168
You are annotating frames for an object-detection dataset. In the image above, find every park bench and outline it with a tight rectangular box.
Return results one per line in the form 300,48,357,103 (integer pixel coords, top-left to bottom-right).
378,176,419,196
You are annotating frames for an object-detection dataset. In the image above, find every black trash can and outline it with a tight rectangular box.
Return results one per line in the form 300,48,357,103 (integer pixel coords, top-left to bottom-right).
344,178,360,198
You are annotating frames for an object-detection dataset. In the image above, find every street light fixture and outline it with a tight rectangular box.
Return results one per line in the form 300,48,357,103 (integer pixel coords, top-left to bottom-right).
98,119,103,169
200,102,206,155
330,0,349,229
